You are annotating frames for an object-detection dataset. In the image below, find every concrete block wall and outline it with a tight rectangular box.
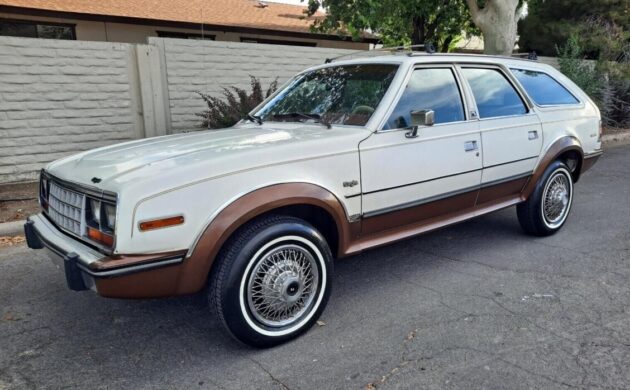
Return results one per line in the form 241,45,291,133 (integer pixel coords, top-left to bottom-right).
0,35,565,184
156,38,353,133
0,36,141,184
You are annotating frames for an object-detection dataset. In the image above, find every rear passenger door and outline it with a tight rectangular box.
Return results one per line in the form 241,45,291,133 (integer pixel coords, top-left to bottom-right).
459,66,542,205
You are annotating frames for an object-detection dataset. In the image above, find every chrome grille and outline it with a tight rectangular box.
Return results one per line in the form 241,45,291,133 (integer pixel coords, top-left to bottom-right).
48,182,84,236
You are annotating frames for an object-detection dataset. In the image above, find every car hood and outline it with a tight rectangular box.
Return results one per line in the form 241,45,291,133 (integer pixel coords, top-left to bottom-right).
46,123,369,191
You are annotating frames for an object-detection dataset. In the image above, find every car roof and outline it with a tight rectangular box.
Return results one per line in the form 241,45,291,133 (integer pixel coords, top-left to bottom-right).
303,53,557,74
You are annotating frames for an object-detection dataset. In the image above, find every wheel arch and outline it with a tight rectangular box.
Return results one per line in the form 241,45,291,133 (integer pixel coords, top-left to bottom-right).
522,136,584,200
174,183,358,295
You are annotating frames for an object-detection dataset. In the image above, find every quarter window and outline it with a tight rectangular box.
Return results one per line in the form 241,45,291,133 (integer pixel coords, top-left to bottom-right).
511,69,579,105
384,68,465,129
462,68,527,119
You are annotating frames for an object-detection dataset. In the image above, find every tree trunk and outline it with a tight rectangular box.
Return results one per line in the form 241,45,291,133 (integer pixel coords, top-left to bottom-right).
411,15,426,48
465,0,524,55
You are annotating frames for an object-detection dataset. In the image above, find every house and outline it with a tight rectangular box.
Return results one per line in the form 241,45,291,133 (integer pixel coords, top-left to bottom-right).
0,0,376,49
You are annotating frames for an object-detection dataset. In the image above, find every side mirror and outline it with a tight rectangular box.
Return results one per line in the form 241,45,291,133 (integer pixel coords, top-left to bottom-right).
405,109,435,138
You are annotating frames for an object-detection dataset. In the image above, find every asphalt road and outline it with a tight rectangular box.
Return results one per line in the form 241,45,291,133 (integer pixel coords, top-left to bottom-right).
2,145,630,390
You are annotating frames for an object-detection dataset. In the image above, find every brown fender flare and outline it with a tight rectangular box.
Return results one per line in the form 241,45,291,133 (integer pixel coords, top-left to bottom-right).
174,183,358,295
521,136,583,201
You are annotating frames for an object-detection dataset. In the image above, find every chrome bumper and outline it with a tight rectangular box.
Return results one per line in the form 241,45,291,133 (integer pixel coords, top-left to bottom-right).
25,213,105,291
25,213,186,294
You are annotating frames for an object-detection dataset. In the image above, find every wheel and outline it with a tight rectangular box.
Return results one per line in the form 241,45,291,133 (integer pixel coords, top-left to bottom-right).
517,160,574,236
208,215,333,348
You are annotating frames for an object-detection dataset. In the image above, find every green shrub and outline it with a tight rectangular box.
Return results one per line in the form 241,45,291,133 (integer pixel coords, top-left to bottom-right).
196,76,278,129
557,34,630,128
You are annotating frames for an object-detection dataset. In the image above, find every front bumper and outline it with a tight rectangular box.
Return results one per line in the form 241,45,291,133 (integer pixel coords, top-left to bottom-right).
25,213,187,297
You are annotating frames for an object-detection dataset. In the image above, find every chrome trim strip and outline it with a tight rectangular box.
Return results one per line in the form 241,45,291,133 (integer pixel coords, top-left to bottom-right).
363,185,479,218
483,156,538,170
75,256,184,278
362,172,532,219
480,172,533,188
363,168,482,195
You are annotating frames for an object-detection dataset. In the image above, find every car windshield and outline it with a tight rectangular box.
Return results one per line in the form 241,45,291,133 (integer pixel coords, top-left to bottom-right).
254,64,399,127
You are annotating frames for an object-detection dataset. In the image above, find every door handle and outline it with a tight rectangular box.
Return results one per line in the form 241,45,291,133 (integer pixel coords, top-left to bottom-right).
464,140,478,152
528,130,539,140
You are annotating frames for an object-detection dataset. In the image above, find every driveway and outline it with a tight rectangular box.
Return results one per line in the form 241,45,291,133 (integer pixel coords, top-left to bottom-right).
1,145,629,389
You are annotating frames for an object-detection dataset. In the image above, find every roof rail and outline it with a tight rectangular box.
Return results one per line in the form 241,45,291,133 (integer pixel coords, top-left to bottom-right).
511,51,538,61
324,43,436,64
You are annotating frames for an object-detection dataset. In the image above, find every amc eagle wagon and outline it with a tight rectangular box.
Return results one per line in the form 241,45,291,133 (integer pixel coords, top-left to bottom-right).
25,51,602,347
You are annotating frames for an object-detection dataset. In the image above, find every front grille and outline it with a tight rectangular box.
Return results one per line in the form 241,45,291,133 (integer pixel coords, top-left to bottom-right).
47,182,84,236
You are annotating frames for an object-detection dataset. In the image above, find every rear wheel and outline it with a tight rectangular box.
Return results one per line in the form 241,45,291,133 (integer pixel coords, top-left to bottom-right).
209,215,333,348
517,160,574,236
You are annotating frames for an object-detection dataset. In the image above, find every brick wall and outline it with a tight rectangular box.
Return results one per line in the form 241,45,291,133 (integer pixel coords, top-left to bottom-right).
157,38,353,133
0,37,140,183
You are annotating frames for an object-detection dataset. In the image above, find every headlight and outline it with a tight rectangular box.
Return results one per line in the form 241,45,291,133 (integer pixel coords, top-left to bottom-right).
85,198,116,247
88,199,101,225
104,203,116,230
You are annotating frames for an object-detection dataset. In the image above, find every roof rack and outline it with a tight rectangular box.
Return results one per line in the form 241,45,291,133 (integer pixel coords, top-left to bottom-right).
324,44,539,64
324,43,436,63
511,51,538,61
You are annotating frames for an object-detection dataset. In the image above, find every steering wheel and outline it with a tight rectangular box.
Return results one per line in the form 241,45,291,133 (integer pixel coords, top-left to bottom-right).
351,105,375,115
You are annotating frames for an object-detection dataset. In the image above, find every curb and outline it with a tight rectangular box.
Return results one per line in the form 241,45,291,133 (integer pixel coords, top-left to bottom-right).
0,130,628,237
0,220,24,236
602,131,630,146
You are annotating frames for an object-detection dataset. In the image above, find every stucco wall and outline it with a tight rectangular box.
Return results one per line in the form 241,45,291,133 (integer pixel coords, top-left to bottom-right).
0,36,140,183
158,38,353,132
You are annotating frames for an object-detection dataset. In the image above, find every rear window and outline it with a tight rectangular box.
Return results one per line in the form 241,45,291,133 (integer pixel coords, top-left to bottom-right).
511,69,579,106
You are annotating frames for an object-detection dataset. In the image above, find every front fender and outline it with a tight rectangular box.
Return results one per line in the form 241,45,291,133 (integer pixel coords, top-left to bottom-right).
175,182,358,295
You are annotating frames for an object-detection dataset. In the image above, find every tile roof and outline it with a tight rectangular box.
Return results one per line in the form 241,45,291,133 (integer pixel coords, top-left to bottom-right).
0,0,330,35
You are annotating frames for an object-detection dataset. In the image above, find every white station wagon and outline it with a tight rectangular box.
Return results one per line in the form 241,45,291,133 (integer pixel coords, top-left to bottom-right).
25,52,602,347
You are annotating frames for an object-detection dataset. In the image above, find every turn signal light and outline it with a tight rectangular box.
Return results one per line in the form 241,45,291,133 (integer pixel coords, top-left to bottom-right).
87,227,114,246
139,216,185,232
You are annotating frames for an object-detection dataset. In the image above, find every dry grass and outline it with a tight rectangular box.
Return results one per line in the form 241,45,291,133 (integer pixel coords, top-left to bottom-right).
0,235,25,248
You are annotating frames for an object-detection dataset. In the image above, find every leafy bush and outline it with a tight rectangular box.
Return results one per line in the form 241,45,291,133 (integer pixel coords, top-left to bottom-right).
196,76,278,129
557,34,630,128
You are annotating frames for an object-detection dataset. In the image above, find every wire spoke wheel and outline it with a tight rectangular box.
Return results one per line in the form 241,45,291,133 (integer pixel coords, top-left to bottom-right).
246,243,319,328
542,171,571,228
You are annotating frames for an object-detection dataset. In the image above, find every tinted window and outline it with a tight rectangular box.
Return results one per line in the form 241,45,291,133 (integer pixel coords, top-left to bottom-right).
384,68,465,129
511,68,579,105
462,68,527,118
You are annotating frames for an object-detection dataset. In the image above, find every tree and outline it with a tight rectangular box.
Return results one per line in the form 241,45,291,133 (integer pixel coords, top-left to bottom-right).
304,0,477,53
464,0,526,55
519,0,630,59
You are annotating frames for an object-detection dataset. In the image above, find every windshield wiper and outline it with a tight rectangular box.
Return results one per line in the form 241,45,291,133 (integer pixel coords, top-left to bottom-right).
246,113,263,125
271,112,332,129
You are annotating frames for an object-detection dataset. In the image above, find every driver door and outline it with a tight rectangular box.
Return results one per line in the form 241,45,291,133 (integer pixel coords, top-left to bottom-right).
358,65,482,234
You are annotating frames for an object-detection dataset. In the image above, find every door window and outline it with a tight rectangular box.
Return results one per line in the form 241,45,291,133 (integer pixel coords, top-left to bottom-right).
511,69,579,105
384,68,465,130
461,68,527,119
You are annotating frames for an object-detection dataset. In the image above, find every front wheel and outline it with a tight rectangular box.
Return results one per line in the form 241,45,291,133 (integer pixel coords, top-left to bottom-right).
209,215,333,348
517,160,574,236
